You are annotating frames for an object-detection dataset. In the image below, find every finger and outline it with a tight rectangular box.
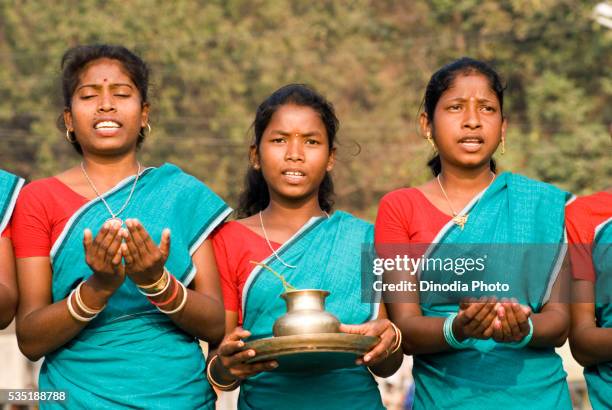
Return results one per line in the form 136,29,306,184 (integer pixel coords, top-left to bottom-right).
462,301,486,322
504,303,521,340
499,308,512,338
129,219,156,255
229,327,252,341
512,303,531,338
98,221,121,261
92,221,111,256
159,229,171,261
124,222,143,263
111,245,123,267
223,349,259,367
492,318,504,341
482,320,496,339
474,305,498,336
339,323,367,335
363,327,394,364
233,361,278,378
83,229,94,252
474,301,495,323
464,300,494,334
121,242,134,266
521,305,532,317
106,227,125,263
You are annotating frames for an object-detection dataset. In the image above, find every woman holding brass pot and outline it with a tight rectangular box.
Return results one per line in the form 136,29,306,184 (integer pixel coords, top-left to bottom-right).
209,84,402,409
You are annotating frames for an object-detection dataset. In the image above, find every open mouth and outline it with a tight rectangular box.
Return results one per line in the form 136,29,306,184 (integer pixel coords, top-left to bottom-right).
282,170,306,184
93,120,122,137
458,136,484,152
94,120,122,129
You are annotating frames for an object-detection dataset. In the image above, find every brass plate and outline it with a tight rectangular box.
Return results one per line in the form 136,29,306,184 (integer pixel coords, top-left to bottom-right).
243,333,379,372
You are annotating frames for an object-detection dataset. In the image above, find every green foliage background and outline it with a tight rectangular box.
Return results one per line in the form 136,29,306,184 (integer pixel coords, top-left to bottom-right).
0,0,610,219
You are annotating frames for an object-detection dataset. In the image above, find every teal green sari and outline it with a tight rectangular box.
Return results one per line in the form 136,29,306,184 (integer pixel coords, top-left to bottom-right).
584,217,611,410
239,211,384,410
0,169,24,233
40,164,231,409
414,173,572,410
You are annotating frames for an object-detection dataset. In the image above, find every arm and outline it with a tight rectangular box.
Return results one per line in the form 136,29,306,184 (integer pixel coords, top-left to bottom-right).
570,280,612,366
0,238,17,329
16,222,125,360
159,239,226,343
528,257,571,348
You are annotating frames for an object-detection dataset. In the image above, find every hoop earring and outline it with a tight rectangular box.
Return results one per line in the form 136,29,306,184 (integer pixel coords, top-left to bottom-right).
65,129,76,143
140,123,152,139
426,132,437,152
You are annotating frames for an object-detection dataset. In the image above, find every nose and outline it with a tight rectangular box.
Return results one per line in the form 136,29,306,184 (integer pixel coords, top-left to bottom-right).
285,137,304,162
97,90,116,113
462,102,481,130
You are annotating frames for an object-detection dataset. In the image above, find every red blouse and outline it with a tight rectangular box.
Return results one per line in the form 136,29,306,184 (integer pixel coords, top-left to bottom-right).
211,221,280,325
11,178,87,258
566,192,612,282
375,187,451,245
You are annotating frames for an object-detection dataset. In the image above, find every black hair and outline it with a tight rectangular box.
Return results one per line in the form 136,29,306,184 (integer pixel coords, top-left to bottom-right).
57,44,150,155
236,84,338,218
422,57,505,176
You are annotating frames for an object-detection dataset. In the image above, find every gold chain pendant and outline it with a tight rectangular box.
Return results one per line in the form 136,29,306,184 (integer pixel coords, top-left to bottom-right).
452,214,469,230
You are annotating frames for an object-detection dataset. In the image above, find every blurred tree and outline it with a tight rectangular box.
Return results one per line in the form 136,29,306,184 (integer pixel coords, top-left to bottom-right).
0,0,609,219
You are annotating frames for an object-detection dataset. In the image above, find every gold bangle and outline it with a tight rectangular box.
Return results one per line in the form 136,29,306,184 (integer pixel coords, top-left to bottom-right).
137,268,169,293
389,322,403,354
206,354,240,391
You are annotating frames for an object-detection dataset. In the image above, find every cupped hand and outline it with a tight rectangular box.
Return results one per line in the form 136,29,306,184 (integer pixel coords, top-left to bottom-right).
121,219,170,286
83,220,126,292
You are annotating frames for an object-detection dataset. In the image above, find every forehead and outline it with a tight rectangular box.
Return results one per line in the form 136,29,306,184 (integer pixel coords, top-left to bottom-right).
77,58,134,85
268,104,325,129
441,73,498,101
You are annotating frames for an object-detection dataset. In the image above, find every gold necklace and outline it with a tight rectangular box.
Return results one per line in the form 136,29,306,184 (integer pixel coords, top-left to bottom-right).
436,173,495,230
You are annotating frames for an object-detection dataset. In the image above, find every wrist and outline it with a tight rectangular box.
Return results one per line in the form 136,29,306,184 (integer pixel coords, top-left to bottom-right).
134,268,165,288
84,276,118,306
451,316,467,342
214,354,236,382
444,313,475,349
207,354,240,390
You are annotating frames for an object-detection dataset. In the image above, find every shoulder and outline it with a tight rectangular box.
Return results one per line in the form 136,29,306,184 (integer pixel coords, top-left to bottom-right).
332,210,374,241
378,187,426,217
150,163,227,207
333,210,372,229
505,173,570,200
17,177,63,203
566,195,593,218
211,220,259,253
380,187,422,205
211,220,247,242
0,169,21,183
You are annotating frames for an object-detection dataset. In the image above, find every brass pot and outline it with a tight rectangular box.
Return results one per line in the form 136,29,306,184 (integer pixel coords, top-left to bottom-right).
272,289,341,337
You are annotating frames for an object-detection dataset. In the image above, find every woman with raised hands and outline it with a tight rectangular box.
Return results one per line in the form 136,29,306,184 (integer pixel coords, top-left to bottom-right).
375,58,572,409
0,170,24,329
567,190,611,410
12,44,229,409
208,84,402,409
